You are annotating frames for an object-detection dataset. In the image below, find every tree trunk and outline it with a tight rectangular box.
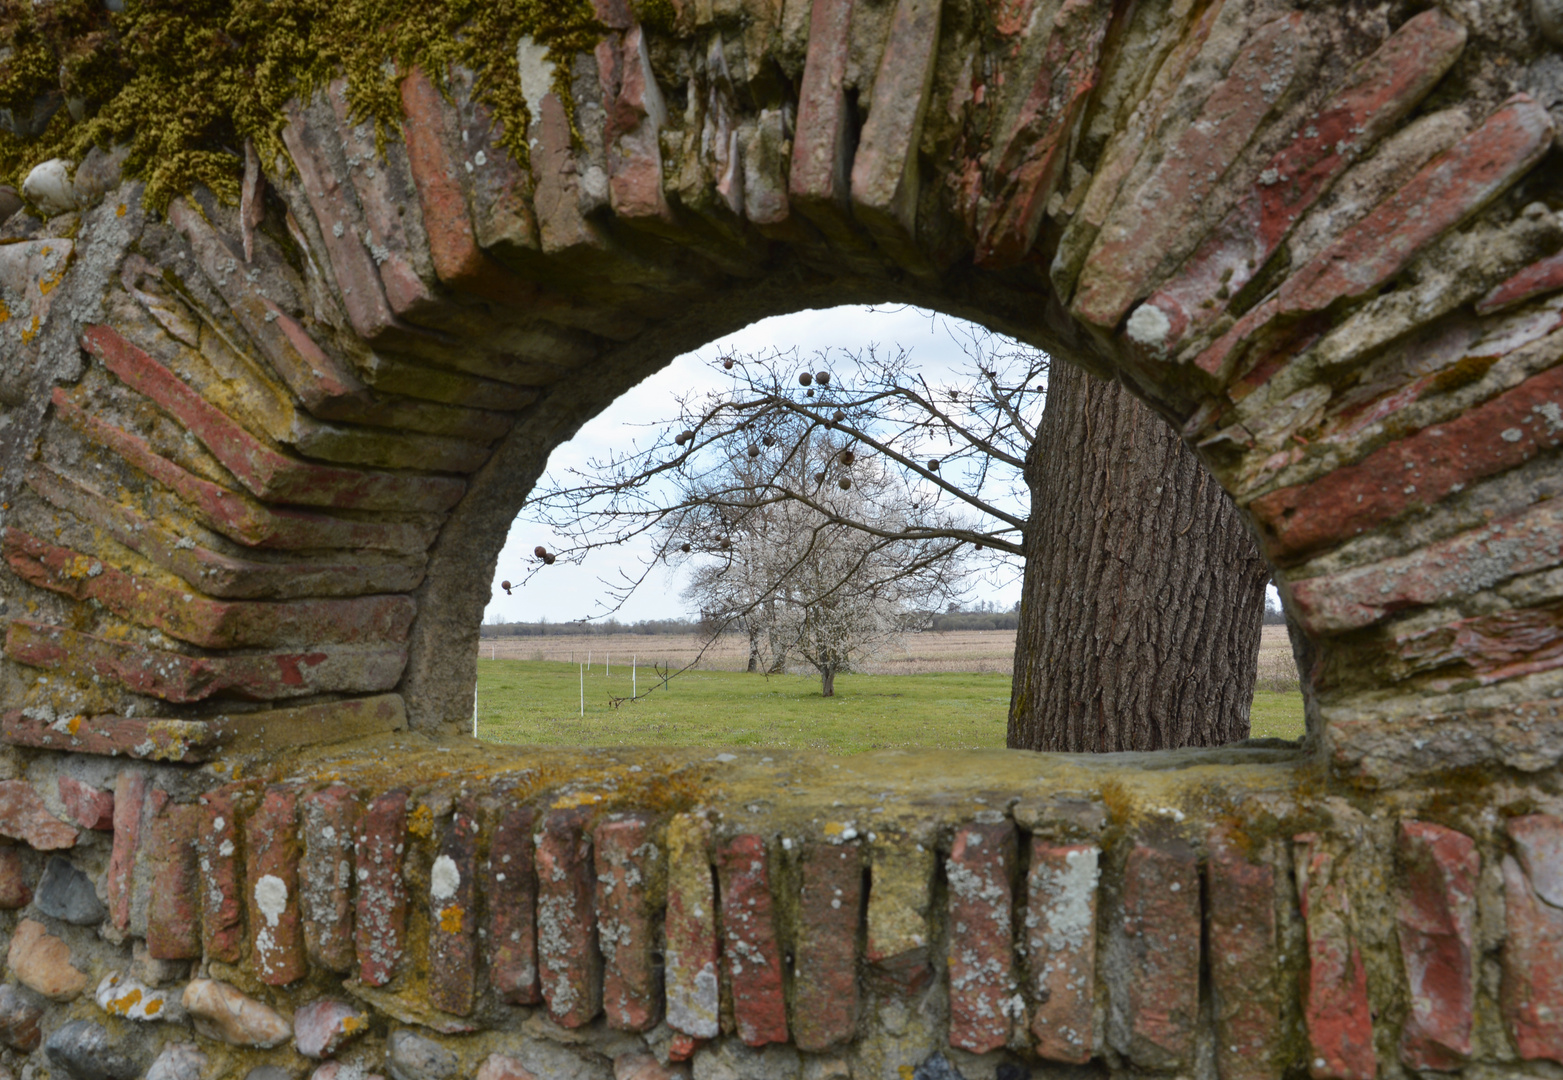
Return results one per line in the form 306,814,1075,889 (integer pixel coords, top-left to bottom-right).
747,625,760,672
1008,362,1271,752
821,667,836,697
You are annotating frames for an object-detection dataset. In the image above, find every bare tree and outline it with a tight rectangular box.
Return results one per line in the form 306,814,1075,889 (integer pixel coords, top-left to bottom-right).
520,322,1272,748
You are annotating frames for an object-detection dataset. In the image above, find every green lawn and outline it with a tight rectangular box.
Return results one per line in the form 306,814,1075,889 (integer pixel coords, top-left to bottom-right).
475,660,1305,754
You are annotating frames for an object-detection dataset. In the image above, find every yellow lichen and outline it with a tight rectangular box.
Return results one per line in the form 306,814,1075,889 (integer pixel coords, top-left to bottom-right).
438,903,463,933
407,801,434,839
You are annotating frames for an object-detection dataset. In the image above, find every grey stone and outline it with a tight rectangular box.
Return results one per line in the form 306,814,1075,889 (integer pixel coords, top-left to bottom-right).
35,856,106,925
913,1055,965,1080
0,983,44,1051
386,1030,459,1080
146,1043,209,1080
246,1068,295,1080
693,1040,801,1080
1537,0,1563,45
506,1040,613,1080
0,187,21,226
43,1019,148,1080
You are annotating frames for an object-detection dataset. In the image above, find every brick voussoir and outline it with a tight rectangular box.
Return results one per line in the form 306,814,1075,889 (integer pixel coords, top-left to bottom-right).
664,812,718,1039
300,783,360,975
946,820,1019,1055
594,813,661,1032
716,832,789,1048
82,323,467,513
429,799,481,1016
1,528,416,650
536,806,603,1028
1025,841,1099,1063
792,841,863,1051
356,789,410,986
1397,820,1477,1070
245,784,307,985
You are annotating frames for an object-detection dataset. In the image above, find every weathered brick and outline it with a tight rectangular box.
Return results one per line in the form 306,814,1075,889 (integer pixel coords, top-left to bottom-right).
664,812,718,1039
974,0,1113,267
429,800,480,1016
446,65,541,259
82,324,466,513
3,709,214,762
488,804,540,1005
946,820,1018,1055
245,785,305,985
1207,834,1280,1080
107,771,146,930
1072,12,1311,329
595,812,660,1032
0,780,74,853
1294,834,1374,1080
1025,842,1098,1063
1290,498,1563,634
356,789,409,986
300,784,358,974
1251,360,1563,562
788,0,854,215
145,802,202,959
865,835,935,991
1397,820,1477,1069
2,529,416,651
197,781,256,964
56,776,112,832
1389,603,1563,687
1113,839,1199,1070
793,841,862,1051
0,847,32,909
1502,815,1563,1062
1139,10,1467,353
601,27,673,223
26,463,426,599
536,806,602,1027
51,389,439,556
717,832,789,1047
1480,250,1563,315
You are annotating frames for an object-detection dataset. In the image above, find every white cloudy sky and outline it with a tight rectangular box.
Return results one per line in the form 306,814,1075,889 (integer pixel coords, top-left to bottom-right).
481,305,1031,626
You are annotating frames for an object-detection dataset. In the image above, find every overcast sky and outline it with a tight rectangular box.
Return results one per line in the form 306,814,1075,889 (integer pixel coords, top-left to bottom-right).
482,305,1029,626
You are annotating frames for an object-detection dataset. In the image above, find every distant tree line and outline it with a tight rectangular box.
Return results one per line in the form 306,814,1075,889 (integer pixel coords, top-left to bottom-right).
478,618,702,638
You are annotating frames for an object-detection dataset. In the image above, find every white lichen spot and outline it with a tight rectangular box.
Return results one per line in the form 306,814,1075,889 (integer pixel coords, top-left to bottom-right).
1126,303,1172,350
516,36,556,123
254,874,288,927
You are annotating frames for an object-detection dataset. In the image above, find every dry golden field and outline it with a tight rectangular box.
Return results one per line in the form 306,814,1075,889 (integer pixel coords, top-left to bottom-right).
476,625,1302,687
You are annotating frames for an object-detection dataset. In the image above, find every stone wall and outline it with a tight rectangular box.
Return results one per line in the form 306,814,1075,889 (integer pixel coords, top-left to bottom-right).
0,0,1560,1076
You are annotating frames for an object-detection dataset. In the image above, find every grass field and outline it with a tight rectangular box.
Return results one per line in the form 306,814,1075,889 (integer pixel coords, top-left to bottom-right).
474,659,1306,754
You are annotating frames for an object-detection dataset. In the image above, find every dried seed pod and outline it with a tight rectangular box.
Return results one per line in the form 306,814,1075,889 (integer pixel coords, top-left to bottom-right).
681,543,692,553
798,372,813,386
762,434,776,447
974,543,984,551
722,357,735,369
534,546,548,559
720,538,731,550
814,472,826,484
927,459,940,471
501,580,512,594
838,450,855,466
806,388,815,397
543,553,556,565
832,410,845,422
679,430,695,444
747,444,760,458
838,477,852,490
816,371,830,385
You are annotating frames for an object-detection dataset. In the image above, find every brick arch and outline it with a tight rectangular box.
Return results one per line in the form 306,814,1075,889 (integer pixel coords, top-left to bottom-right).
0,0,1561,1075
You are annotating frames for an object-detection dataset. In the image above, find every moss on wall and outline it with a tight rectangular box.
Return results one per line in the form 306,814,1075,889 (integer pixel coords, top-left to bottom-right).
0,0,603,211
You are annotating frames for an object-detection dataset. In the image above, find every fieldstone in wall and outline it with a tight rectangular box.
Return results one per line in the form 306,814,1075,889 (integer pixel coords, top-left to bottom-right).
145,1043,208,1080
43,1019,148,1080
35,855,106,924
385,1030,459,1080
7,917,86,1000
295,998,370,1059
0,984,44,1052
182,979,291,1048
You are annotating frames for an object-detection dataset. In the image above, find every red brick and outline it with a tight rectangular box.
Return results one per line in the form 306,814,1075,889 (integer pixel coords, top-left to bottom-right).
793,842,862,1051
300,784,359,974
1291,498,1563,634
1480,250,1563,316
50,389,439,555
1294,834,1375,1080
1025,842,1098,1063
82,324,466,513
0,847,32,909
3,710,214,762
1207,836,1280,1080
399,68,541,306
487,805,540,1005
668,1033,702,1062
0,782,74,854
356,789,409,986
56,776,112,832
1252,360,1563,562
602,28,673,223
665,812,718,1039
536,807,602,1027
1396,821,1477,1069
245,785,305,985
107,772,146,929
5,620,406,705
26,463,425,599
1504,815,1563,1062
1116,839,1200,1069
446,66,541,258
2,529,416,651
197,781,256,964
1071,12,1310,329
146,802,202,959
788,0,854,212
974,0,1113,267
1141,10,1467,352
594,813,660,1032
945,821,1018,1055
1390,602,1563,687
717,833,789,1047
429,800,480,1016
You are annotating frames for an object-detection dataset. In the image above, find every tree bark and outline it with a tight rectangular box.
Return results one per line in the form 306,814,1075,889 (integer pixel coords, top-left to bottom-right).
1008,362,1271,752
821,667,836,697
